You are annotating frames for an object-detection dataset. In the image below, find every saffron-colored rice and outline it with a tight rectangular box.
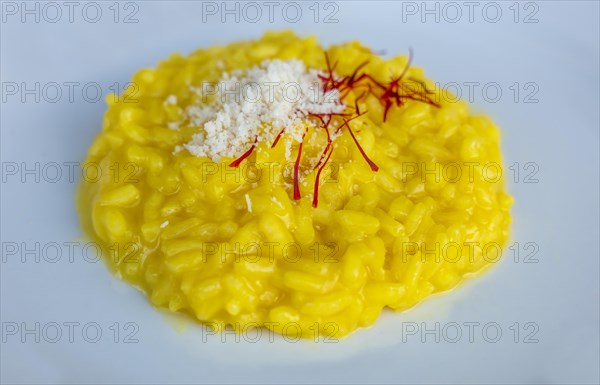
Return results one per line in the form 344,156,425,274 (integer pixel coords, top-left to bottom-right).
78,31,512,338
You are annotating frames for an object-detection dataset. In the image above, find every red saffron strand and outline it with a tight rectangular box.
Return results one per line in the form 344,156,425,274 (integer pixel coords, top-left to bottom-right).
293,129,308,200
314,139,332,170
337,59,371,96
406,77,431,92
335,110,368,134
382,99,394,122
322,53,337,91
310,113,327,127
313,130,332,170
396,47,413,83
354,91,368,115
348,60,370,84
312,116,333,170
355,73,387,91
309,111,353,118
344,119,379,172
229,137,258,167
325,52,332,75
312,146,334,208
271,129,285,148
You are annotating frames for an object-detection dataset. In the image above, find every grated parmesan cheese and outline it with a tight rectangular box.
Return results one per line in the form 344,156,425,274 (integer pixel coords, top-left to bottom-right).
271,196,284,208
164,95,177,105
167,122,180,130
245,194,253,213
174,59,345,162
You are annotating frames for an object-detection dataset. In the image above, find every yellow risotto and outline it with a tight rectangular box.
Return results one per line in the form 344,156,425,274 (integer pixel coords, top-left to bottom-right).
77,31,512,339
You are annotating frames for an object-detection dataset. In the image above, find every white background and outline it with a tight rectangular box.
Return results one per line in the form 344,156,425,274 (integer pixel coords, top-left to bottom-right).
1,1,599,384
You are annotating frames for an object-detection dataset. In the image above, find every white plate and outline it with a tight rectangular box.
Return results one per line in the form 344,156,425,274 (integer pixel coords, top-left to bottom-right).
1,1,599,383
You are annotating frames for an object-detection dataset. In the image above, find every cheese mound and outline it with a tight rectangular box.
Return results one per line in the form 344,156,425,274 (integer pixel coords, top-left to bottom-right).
176,59,345,162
